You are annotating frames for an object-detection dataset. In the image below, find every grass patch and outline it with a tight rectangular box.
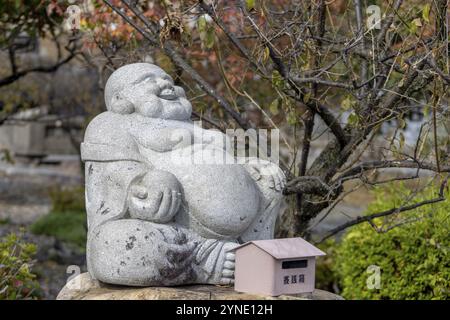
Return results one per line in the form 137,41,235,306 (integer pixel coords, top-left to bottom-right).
30,210,86,251
30,187,87,251
0,218,11,225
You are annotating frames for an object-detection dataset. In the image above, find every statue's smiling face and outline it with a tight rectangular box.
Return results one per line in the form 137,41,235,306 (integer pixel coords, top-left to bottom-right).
110,67,192,120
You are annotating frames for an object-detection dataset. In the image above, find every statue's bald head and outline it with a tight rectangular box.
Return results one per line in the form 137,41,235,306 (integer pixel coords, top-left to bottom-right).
104,63,167,110
103,63,191,120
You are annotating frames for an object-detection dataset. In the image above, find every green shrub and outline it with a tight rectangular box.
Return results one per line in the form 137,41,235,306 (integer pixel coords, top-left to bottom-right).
0,231,41,299
315,239,339,293
31,187,87,251
333,182,450,300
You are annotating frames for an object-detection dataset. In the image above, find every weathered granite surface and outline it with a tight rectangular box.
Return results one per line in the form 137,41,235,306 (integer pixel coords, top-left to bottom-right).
81,63,286,287
57,273,343,300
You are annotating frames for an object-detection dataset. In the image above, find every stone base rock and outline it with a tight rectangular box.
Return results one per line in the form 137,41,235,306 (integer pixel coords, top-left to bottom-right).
57,273,343,300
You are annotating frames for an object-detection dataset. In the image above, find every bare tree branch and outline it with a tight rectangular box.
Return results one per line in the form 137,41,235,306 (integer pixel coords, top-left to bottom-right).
0,49,77,87
318,177,448,243
291,76,354,90
283,176,334,196
198,0,265,75
427,57,450,85
336,160,450,183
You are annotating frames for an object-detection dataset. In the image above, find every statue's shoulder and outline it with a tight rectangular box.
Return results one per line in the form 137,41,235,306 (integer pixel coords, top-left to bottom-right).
84,111,133,145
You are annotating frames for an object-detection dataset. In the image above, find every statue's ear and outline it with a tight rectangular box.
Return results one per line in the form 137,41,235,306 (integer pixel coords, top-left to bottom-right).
109,93,135,114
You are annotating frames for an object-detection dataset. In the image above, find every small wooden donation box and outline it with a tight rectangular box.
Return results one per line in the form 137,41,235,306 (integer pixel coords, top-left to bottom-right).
232,237,326,296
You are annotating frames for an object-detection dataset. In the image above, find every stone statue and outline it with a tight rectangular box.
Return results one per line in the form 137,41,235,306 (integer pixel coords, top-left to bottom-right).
81,63,285,286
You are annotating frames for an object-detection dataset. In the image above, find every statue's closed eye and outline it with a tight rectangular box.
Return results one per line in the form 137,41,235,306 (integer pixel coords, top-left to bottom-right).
136,75,156,84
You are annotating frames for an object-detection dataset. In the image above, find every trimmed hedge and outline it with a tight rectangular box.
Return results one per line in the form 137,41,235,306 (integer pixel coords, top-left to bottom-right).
332,182,449,299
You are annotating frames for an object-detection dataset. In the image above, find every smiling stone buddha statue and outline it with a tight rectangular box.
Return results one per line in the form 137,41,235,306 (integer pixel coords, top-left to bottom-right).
81,63,285,286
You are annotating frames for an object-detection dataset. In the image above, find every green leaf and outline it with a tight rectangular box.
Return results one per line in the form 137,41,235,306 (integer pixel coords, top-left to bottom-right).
263,46,270,62
423,104,430,117
287,111,297,125
342,96,354,111
271,70,284,89
246,0,255,11
197,15,207,32
269,98,280,115
409,18,422,34
347,112,359,126
422,4,431,23
204,28,215,49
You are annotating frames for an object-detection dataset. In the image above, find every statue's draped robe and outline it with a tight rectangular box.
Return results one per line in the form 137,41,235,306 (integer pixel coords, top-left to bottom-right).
81,112,283,286
81,116,228,285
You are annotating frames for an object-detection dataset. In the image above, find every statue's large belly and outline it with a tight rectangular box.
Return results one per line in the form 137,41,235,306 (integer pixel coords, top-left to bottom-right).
155,162,261,240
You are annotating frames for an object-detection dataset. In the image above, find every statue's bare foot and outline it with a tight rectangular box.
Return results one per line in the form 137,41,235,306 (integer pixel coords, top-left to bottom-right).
219,242,239,285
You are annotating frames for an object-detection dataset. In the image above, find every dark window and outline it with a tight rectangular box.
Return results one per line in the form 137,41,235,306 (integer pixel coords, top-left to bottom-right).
282,259,308,269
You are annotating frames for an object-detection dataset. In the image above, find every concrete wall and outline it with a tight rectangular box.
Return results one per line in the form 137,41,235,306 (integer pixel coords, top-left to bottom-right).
0,120,80,157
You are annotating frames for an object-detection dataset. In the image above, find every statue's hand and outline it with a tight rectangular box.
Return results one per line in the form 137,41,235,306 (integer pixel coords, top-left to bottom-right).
128,170,182,223
245,160,286,192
